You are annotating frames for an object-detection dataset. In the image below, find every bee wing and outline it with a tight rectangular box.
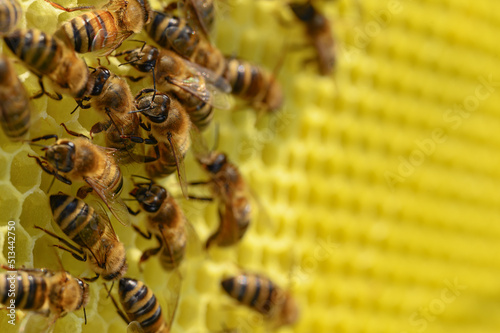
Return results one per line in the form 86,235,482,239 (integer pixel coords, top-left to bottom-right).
166,132,189,200
180,0,212,41
90,29,133,57
77,200,121,268
19,312,57,333
84,172,131,227
168,74,231,110
127,321,145,333
184,219,202,258
162,270,182,330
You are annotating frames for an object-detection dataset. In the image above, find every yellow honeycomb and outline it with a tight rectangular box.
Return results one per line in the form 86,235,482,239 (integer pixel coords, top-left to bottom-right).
2,0,500,332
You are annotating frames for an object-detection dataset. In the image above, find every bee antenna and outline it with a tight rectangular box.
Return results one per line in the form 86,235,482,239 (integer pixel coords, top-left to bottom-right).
83,307,87,325
47,175,56,193
118,59,139,67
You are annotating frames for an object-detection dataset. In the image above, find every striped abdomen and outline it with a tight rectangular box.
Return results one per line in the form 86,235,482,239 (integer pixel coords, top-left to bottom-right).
146,11,225,76
0,271,50,312
0,0,21,34
146,11,199,58
49,194,104,249
54,10,120,54
145,141,188,178
118,278,167,333
223,58,283,111
150,199,187,270
3,28,90,98
0,55,30,140
169,87,213,131
3,29,62,76
221,274,279,316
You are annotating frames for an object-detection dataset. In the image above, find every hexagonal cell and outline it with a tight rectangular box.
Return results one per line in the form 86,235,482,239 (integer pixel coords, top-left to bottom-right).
0,182,22,221
0,152,10,181
10,150,42,193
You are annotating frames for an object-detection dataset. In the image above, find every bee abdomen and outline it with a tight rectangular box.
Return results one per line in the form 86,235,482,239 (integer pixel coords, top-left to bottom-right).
145,142,179,178
50,194,101,245
0,55,31,139
159,242,186,270
0,0,21,34
0,271,49,311
146,11,198,57
224,58,283,111
119,278,166,333
55,10,118,53
3,29,62,75
221,274,276,315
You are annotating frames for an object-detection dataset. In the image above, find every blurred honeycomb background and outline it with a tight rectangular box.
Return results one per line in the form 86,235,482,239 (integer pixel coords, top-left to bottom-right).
2,0,500,332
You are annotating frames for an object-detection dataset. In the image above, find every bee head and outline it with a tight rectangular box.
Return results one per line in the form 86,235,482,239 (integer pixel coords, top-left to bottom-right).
45,141,75,173
139,94,171,124
131,184,167,213
289,2,316,22
204,152,227,174
88,67,111,96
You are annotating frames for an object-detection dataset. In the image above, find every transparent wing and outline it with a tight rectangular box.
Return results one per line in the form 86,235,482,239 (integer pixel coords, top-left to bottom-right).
91,29,133,57
184,219,202,259
84,155,131,227
181,0,212,40
77,200,120,269
182,58,232,94
20,312,56,333
166,133,189,199
168,74,231,110
163,270,182,331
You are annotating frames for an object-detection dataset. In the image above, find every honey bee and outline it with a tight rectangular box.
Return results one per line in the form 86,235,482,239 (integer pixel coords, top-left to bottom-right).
34,192,128,281
3,28,90,99
127,177,193,271
145,10,225,76
193,151,251,249
289,1,335,75
27,134,130,226
117,45,230,131
45,0,152,55
77,67,156,163
105,277,179,333
221,272,299,328
0,265,89,328
0,0,22,35
134,89,192,195
0,55,31,141
223,57,283,112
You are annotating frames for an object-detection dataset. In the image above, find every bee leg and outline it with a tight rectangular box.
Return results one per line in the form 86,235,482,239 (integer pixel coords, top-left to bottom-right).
28,154,73,185
34,225,85,256
143,144,160,163
31,77,63,100
126,206,141,216
134,88,156,101
43,0,94,12
103,283,131,325
77,186,94,199
89,121,111,139
139,246,162,271
25,134,59,143
132,224,152,239
71,97,92,114
124,75,146,82
187,195,213,201
188,180,212,186
139,118,152,132
53,245,88,262
83,274,100,282
60,123,89,139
